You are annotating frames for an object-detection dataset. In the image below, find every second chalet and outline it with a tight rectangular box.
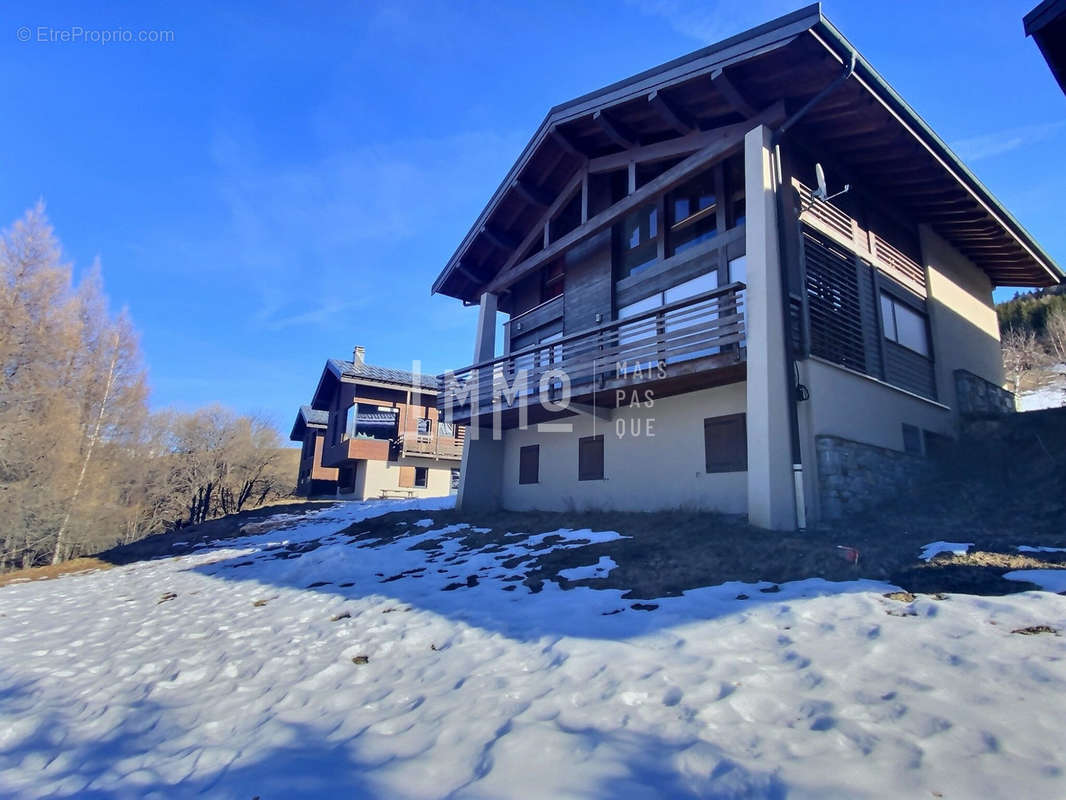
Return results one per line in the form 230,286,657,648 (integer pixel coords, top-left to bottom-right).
309,347,464,499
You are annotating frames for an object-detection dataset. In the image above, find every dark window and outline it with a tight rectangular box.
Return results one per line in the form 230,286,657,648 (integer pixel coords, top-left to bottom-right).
614,204,660,279
417,417,432,435
902,424,922,455
578,435,604,481
704,413,747,473
519,445,539,485
414,467,428,488
667,167,717,256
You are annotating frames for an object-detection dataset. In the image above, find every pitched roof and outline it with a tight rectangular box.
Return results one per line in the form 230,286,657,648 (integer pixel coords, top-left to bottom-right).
1025,0,1066,94
289,405,329,442
327,358,439,391
432,3,1062,301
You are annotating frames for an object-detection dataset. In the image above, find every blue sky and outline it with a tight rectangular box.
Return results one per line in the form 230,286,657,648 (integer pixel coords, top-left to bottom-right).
2,0,1063,433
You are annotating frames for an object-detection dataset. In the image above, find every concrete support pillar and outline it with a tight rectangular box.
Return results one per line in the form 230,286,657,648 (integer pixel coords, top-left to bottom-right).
744,125,797,530
457,292,504,511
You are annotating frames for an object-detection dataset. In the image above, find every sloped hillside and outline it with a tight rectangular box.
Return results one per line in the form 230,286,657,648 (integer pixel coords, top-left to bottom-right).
1,498,1065,799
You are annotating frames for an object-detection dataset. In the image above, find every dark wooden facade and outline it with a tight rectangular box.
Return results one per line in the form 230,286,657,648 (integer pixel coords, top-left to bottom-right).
309,356,464,495
288,406,339,497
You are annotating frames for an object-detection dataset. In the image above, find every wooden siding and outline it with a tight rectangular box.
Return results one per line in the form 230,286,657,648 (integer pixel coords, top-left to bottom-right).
562,230,613,334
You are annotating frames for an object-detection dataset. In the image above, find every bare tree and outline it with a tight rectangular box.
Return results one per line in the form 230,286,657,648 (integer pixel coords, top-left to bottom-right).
1045,307,1066,364
1002,327,1046,395
0,204,293,572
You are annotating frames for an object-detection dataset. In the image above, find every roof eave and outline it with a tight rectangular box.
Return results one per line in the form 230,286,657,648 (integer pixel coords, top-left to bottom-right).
811,16,1064,285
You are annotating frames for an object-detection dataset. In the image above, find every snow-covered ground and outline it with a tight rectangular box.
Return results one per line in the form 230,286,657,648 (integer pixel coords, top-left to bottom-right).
2,499,1066,799
1019,364,1066,411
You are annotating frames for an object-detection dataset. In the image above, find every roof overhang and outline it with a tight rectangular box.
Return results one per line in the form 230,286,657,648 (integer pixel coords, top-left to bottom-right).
432,3,1062,302
1025,0,1066,93
289,405,327,442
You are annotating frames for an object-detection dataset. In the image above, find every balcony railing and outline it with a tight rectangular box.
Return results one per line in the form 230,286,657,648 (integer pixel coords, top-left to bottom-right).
396,430,465,460
439,282,745,423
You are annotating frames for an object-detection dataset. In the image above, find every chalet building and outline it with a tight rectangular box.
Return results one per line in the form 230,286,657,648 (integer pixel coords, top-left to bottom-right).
289,406,340,496
432,5,1064,529
1025,0,1066,93
309,347,464,499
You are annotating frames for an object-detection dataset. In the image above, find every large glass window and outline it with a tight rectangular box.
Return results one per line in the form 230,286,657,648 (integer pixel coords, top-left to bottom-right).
881,294,929,357
667,168,717,256
614,204,660,279
342,404,355,441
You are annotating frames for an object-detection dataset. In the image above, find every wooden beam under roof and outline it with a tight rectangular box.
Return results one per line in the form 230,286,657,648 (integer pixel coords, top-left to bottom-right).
512,179,553,209
549,127,587,160
494,171,587,280
647,89,697,135
588,117,759,174
456,262,486,284
593,109,639,149
711,67,758,118
480,225,520,252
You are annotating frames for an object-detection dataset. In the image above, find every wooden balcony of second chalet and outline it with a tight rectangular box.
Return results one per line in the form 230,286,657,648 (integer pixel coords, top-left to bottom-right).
395,428,465,461
438,282,746,428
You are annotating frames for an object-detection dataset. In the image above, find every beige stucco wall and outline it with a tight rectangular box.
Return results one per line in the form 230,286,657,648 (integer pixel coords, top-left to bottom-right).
796,357,953,522
351,458,453,500
799,358,953,452
500,382,748,513
920,225,1005,407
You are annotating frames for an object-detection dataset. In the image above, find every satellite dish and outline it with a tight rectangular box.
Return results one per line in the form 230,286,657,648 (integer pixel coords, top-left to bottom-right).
803,162,849,211
814,163,828,200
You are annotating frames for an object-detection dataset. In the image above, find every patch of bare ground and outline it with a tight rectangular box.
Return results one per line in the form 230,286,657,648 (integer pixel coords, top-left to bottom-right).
0,557,112,588
932,551,1066,569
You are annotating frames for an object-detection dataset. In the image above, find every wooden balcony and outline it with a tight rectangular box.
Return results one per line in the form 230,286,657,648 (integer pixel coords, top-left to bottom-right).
396,430,465,461
439,282,746,427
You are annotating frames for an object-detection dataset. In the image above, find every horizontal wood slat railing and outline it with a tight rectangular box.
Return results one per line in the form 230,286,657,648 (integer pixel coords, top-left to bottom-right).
396,430,465,459
438,282,745,421
794,179,927,298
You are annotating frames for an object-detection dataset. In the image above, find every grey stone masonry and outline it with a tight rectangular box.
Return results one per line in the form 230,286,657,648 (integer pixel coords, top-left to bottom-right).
816,435,928,520
954,369,1016,418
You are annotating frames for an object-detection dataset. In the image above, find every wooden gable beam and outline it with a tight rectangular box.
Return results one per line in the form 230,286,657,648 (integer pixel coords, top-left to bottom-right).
456,262,486,284
486,101,785,295
711,68,758,119
550,127,587,160
593,109,639,149
588,117,758,174
512,179,553,209
647,89,697,135
494,171,587,279
480,225,520,252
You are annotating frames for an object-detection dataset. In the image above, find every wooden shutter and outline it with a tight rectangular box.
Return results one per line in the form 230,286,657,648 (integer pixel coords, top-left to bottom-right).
578,435,604,481
704,413,747,473
398,466,416,488
519,445,539,485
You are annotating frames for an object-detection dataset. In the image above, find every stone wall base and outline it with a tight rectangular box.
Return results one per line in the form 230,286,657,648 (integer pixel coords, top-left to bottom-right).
816,435,928,520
